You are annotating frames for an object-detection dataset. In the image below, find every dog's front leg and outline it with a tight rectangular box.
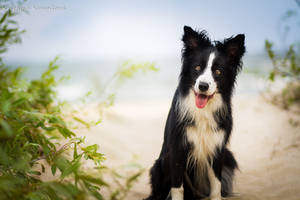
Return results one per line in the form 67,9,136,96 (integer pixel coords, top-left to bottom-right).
169,166,184,200
208,166,221,200
209,149,224,200
168,145,187,200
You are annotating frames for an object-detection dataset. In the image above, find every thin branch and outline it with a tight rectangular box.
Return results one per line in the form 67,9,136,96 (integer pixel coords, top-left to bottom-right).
274,67,300,81
295,0,300,8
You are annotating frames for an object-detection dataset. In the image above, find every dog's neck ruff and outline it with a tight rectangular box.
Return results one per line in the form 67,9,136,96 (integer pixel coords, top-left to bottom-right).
176,89,225,126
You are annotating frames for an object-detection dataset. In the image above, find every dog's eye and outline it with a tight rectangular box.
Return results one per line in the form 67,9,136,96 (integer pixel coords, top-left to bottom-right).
215,69,221,76
195,66,201,71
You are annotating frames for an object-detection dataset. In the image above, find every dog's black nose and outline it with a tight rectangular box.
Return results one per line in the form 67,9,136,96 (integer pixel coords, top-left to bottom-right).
198,82,209,92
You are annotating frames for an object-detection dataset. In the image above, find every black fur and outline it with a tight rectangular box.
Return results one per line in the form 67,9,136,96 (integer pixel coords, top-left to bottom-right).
145,26,245,200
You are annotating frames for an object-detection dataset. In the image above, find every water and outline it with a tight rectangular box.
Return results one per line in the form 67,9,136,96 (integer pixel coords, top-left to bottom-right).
6,54,272,103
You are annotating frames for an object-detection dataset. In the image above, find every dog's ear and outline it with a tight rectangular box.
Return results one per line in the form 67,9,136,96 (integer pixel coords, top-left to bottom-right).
222,34,245,62
182,26,211,49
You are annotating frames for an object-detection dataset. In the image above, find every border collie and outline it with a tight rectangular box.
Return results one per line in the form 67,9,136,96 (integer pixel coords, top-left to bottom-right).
145,26,245,200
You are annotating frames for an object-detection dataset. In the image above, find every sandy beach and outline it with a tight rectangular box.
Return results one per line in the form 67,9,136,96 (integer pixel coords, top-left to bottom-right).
80,94,300,200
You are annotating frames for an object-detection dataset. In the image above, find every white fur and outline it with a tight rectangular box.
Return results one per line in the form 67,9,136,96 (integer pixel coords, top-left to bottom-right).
208,166,222,200
186,126,224,170
170,185,184,200
194,52,217,96
177,90,225,168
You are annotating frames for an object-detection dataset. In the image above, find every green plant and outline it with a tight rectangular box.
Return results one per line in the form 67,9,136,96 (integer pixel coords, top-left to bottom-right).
265,41,300,82
0,8,157,200
1,58,104,200
0,9,24,63
265,0,300,109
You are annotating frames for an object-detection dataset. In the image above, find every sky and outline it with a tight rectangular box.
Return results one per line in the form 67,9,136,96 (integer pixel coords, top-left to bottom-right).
2,0,300,62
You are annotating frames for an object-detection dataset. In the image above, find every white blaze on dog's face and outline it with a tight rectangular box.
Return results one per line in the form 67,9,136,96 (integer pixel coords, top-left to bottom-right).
193,52,218,109
194,52,217,95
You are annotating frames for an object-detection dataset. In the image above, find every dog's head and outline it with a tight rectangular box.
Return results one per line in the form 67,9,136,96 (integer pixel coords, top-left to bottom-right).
179,26,245,109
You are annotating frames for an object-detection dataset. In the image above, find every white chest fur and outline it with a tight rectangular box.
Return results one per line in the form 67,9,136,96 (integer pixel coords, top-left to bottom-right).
186,124,224,170
177,90,225,169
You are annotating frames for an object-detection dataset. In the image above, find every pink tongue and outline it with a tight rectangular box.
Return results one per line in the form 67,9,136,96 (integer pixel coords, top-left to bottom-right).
195,94,208,108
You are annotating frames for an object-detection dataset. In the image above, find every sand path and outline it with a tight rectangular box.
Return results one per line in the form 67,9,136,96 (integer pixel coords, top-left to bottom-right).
82,95,300,200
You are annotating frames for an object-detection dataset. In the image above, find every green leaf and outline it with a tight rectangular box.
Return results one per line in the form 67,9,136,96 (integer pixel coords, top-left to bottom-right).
0,10,9,24
58,127,76,138
12,97,27,106
51,165,57,176
0,119,13,137
79,174,109,187
73,116,90,128
60,158,81,179
269,71,275,81
28,171,41,176
126,171,143,189
41,164,45,173
73,143,78,159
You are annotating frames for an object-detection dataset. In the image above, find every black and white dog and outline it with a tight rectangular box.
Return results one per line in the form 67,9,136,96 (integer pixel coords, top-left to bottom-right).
145,26,245,200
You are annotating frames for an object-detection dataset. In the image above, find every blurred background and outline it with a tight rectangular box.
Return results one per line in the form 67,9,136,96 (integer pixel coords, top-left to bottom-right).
4,0,299,102
1,1,300,200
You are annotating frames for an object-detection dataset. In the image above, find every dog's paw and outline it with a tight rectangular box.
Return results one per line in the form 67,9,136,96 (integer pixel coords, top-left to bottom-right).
170,186,184,200
171,196,183,200
210,196,222,200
